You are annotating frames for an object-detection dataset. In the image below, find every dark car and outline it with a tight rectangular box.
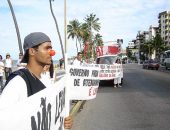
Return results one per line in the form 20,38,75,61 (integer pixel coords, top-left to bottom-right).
143,60,160,70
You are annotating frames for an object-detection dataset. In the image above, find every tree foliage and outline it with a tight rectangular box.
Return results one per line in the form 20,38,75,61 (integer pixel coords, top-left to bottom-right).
67,13,102,60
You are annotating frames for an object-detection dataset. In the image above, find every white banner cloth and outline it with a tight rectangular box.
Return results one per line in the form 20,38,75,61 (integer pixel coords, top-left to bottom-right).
0,77,67,130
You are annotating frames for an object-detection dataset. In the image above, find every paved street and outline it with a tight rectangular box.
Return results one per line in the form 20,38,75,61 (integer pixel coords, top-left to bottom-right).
72,63,170,130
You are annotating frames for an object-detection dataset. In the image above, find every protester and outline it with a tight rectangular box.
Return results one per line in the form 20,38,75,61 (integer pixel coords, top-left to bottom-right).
72,52,85,108
0,55,4,92
73,52,82,65
114,58,122,88
16,53,27,70
4,53,13,79
0,32,73,129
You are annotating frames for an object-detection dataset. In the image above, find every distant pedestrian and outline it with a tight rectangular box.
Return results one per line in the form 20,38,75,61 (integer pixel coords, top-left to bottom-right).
0,55,4,91
4,53,13,79
16,53,27,70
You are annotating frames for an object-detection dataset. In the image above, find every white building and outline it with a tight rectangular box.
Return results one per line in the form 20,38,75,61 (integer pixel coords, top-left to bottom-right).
158,11,170,46
148,25,159,59
148,25,159,40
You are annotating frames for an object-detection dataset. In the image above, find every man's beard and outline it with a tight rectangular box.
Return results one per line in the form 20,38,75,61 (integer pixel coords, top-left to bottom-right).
38,60,52,67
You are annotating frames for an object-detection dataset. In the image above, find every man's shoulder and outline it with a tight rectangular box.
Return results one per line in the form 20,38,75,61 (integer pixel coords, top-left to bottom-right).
73,59,80,64
5,69,27,86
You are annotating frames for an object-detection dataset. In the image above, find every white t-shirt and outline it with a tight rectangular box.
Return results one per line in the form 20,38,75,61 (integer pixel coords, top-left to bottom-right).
0,61,4,76
4,59,12,68
0,74,51,109
73,58,82,65
0,76,27,109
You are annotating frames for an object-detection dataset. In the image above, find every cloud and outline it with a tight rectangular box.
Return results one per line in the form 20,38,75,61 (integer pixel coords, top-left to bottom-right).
0,0,170,60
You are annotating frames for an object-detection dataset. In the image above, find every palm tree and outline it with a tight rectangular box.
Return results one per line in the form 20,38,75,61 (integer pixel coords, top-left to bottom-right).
7,0,23,54
142,40,153,60
49,0,65,66
84,13,100,59
84,13,101,34
93,33,103,59
79,23,91,43
93,33,103,46
152,34,164,58
67,19,81,53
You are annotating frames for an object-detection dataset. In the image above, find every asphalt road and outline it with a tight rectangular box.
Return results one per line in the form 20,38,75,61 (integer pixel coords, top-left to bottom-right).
72,63,170,130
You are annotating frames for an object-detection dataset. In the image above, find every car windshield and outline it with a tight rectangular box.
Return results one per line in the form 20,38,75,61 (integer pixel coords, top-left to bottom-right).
96,56,117,64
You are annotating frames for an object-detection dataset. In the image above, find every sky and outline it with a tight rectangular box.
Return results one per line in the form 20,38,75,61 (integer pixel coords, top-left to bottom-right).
0,0,170,60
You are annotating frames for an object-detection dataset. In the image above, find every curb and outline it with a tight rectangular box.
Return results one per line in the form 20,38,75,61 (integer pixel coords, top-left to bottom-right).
70,101,85,117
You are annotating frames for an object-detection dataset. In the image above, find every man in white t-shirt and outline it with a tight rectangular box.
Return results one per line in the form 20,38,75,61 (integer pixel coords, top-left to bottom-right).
73,52,82,65
0,32,73,129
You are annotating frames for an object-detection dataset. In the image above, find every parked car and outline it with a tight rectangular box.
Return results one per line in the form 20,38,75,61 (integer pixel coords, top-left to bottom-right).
143,60,160,70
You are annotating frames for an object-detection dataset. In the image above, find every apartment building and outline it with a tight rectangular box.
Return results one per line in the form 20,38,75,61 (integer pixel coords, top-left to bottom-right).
148,25,159,40
158,11,170,46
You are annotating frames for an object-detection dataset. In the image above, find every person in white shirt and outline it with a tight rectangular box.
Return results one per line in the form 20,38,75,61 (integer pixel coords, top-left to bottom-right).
4,53,13,79
73,52,82,65
0,55,4,91
0,32,73,129
16,53,27,70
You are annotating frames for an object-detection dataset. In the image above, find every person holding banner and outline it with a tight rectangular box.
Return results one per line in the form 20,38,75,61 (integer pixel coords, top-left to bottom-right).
73,52,83,65
0,32,73,129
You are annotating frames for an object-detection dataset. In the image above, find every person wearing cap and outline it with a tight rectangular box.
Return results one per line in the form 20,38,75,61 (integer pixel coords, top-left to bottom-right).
0,32,73,129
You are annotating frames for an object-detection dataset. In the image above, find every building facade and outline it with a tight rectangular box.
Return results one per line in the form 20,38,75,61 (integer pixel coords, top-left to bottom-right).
148,25,159,40
158,11,170,46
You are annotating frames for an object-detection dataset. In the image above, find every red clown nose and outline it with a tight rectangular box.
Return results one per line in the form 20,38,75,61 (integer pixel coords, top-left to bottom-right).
50,50,56,56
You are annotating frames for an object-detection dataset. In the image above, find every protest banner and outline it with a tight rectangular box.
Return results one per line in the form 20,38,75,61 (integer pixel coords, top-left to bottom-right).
0,77,67,130
96,46,120,57
67,63,123,100
67,64,100,100
97,64,123,80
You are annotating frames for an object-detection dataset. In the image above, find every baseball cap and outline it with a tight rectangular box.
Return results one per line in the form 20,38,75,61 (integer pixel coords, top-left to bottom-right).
21,32,51,63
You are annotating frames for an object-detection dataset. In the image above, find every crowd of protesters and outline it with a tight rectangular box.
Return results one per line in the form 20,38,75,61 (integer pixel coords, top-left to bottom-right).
0,53,25,91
